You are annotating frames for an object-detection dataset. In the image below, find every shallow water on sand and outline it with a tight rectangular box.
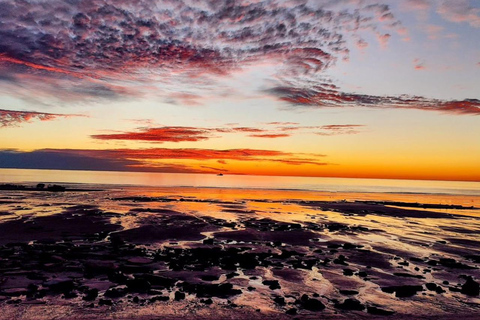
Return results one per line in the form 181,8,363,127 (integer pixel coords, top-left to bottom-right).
0,184,480,319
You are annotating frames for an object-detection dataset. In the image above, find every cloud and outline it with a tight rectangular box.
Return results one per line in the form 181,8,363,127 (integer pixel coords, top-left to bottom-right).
413,58,427,70
92,123,366,142
0,0,475,116
356,38,369,50
437,0,480,28
317,124,364,135
0,0,403,106
231,127,265,133
264,122,300,126
0,147,329,173
402,0,480,28
0,109,81,128
248,133,290,138
268,86,480,115
85,148,290,161
0,149,139,172
424,24,444,40
401,0,432,14
91,127,213,143
376,33,391,49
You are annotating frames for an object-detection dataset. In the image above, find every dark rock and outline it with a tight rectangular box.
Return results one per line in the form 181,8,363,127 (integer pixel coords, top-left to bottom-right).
343,269,354,276
273,296,286,306
461,277,480,296
303,298,325,311
150,295,169,302
126,278,151,293
439,258,476,269
333,255,348,265
436,286,446,294
381,285,423,297
410,257,424,262
104,287,127,298
286,308,297,315
62,291,78,299
466,255,480,263
299,295,325,311
7,298,22,304
262,280,281,290
343,243,362,250
175,291,185,301
99,298,113,306
425,283,438,291
226,272,239,279
44,279,75,293
83,288,98,301
201,275,220,282
203,238,214,245
201,298,213,305
367,306,395,315
339,290,359,296
335,298,365,311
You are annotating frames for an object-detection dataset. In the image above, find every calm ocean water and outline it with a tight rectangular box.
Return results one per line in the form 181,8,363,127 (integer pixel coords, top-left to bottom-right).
0,168,479,196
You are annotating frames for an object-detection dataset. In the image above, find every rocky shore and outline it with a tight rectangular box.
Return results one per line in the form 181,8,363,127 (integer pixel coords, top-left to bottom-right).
0,187,479,319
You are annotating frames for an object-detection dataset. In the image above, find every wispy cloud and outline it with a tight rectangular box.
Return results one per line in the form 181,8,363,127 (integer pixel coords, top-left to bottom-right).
0,109,81,128
92,127,212,143
268,86,480,115
248,133,290,138
413,58,427,70
91,123,365,143
316,124,365,135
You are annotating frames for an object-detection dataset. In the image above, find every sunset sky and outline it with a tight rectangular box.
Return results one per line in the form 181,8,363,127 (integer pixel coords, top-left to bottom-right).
0,0,479,181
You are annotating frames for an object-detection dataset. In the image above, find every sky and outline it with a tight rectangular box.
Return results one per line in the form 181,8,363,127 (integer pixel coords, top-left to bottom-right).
0,0,479,181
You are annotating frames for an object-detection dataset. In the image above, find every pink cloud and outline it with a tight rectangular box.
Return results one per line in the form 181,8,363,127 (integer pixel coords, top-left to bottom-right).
269,86,480,115
413,59,427,70
401,0,432,12
425,24,444,40
0,109,82,128
91,127,213,143
376,33,391,49
437,0,480,28
248,133,290,138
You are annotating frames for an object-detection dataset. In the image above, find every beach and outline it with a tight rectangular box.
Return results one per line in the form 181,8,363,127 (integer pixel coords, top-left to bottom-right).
1,181,480,319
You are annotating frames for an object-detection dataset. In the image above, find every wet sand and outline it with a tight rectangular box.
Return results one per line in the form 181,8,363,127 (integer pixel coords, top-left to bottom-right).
1,185,480,319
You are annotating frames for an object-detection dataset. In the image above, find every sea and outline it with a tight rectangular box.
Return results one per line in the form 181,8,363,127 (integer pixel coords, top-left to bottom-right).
0,168,479,196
